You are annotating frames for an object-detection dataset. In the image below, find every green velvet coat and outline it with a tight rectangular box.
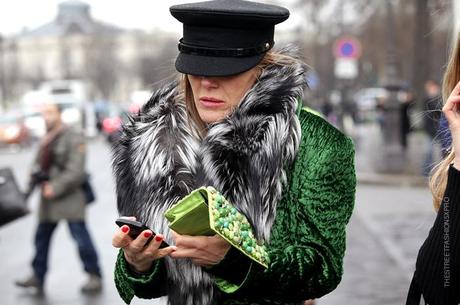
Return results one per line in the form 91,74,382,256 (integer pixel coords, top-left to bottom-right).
114,108,356,304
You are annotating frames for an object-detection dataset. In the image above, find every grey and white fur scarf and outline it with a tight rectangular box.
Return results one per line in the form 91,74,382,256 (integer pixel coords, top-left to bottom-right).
113,48,306,305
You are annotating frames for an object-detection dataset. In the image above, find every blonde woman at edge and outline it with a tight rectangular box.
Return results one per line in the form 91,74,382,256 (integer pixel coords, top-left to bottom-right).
406,35,460,305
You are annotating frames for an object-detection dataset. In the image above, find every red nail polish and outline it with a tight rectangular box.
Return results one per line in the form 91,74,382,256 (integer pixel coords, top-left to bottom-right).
155,236,162,242
121,226,129,233
144,231,152,238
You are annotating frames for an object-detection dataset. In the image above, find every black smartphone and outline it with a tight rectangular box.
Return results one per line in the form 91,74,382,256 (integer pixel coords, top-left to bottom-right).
115,218,169,248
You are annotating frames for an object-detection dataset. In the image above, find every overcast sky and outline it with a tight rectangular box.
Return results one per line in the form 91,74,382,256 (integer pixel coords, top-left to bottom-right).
0,0,299,36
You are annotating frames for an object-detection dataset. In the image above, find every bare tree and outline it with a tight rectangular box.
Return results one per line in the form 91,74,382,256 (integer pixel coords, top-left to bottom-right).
411,0,450,108
284,0,383,96
286,0,449,98
84,34,119,100
137,36,177,88
1,38,22,106
27,65,47,90
412,0,432,108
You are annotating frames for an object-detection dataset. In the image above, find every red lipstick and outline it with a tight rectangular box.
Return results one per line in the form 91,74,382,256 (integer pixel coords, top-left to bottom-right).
199,96,225,108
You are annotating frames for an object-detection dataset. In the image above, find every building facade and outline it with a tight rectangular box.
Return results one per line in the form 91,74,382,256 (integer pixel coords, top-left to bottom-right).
0,0,177,107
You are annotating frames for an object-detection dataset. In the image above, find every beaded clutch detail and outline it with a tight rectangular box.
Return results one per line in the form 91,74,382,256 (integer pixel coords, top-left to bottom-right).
164,186,269,268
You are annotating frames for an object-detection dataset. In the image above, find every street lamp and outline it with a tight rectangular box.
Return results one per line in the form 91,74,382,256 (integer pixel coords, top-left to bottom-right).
375,0,406,174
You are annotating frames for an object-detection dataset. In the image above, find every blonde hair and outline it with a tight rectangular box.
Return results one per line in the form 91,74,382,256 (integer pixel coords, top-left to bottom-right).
429,36,460,210
179,51,302,136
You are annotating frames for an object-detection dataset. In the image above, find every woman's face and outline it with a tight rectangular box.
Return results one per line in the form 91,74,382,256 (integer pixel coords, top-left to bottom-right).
188,67,258,124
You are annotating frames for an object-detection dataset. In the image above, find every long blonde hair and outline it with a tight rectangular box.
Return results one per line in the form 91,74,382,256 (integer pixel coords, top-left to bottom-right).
179,50,303,136
429,35,460,210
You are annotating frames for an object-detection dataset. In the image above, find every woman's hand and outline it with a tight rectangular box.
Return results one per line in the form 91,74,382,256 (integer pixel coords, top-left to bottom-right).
169,231,231,268
442,80,460,169
112,219,177,273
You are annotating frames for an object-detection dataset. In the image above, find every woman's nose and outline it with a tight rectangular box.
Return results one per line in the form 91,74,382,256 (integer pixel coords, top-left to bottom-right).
200,77,218,89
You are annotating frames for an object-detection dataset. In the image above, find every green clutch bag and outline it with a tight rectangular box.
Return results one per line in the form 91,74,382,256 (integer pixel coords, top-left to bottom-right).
164,186,269,268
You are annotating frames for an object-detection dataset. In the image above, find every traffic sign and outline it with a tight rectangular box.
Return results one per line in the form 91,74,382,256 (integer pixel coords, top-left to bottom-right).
334,58,358,79
334,36,362,59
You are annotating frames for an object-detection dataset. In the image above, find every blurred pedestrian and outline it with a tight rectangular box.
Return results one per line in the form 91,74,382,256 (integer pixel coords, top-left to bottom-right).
375,95,387,131
15,103,102,294
422,80,443,176
400,89,415,150
321,97,333,119
110,1,356,305
406,36,460,305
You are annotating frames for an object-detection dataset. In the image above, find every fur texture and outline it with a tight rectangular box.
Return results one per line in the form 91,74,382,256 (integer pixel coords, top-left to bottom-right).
112,48,307,305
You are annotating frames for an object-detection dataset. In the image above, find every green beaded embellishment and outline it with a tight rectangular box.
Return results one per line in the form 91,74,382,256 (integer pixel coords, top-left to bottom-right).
206,186,269,268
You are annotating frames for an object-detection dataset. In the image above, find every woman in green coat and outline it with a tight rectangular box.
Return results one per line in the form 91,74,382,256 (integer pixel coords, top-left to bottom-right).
111,1,356,304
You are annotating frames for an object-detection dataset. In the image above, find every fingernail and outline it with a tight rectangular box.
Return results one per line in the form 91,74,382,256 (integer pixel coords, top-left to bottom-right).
155,235,162,242
171,246,177,251
144,231,152,238
121,225,129,233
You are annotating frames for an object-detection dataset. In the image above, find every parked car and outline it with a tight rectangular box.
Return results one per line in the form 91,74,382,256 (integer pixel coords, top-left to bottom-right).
23,111,46,139
352,87,389,122
0,113,30,148
101,104,127,144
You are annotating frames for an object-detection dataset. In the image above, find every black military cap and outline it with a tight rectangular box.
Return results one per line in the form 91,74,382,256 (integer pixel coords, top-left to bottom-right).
170,0,289,77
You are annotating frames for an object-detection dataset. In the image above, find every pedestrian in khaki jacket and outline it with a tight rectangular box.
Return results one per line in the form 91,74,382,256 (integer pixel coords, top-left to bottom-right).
15,103,102,294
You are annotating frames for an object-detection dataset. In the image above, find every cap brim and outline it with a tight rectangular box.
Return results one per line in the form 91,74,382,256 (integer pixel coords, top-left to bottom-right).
175,52,265,77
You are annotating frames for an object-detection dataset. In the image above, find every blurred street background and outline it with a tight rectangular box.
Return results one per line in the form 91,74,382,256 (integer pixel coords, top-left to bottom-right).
0,0,459,304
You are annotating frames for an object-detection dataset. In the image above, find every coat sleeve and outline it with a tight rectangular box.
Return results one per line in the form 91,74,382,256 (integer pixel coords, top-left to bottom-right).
49,132,86,198
206,133,356,302
114,250,168,304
